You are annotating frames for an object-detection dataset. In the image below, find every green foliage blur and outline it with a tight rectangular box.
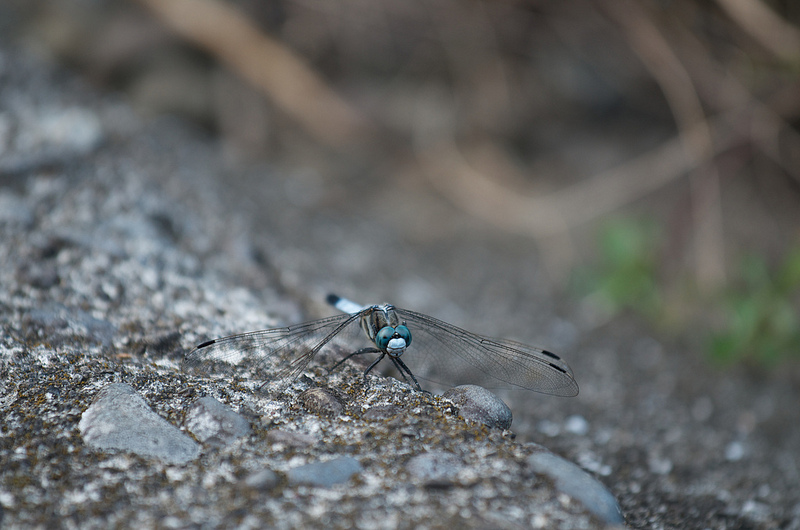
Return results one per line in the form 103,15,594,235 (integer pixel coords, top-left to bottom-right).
573,218,800,367
709,249,800,366
571,218,661,320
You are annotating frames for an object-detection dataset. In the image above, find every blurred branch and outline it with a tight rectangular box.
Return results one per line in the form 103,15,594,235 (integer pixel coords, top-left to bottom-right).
418,109,751,239
749,102,800,185
667,18,800,186
415,0,799,287
135,0,371,148
715,0,800,62
600,0,725,290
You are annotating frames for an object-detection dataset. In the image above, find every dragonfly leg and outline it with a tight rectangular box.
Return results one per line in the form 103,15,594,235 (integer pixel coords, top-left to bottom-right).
360,351,388,389
390,357,423,392
329,347,380,373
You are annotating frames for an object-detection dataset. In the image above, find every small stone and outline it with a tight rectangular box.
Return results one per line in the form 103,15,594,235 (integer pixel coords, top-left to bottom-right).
244,469,280,490
0,193,34,227
286,457,362,487
528,451,624,525
442,385,512,429
298,387,344,417
79,383,199,465
0,106,103,173
537,419,561,437
26,304,116,346
564,415,589,435
725,440,745,461
406,451,463,487
363,405,401,421
184,396,251,446
647,453,673,475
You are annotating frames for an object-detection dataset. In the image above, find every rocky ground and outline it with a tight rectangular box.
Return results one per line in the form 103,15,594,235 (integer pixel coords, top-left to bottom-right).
1,45,799,529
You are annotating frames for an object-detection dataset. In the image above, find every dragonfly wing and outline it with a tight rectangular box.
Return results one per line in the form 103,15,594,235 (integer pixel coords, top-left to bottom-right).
395,308,579,396
182,312,364,387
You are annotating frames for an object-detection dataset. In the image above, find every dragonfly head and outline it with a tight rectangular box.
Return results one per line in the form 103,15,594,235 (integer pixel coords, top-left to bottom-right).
376,324,412,357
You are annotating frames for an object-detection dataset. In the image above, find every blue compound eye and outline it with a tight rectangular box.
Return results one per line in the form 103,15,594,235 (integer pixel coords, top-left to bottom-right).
395,324,411,346
376,327,395,350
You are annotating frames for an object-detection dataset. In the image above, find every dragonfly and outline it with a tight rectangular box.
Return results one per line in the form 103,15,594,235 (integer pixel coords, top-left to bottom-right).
183,294,579,396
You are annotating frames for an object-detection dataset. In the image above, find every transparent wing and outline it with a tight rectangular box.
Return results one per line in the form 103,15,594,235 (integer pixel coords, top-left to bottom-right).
182,312,365,390
395,308,579,396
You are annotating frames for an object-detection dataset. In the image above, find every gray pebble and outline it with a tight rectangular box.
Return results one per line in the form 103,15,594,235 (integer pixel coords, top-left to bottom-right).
26,304,116,346
406,451,463,487
0,106,103,173
286,456,362,487
298,387,344,417
528,451,624,524
244,469,280,490
184,396,251,446
79,383,199,465
363,405,401,421
0,193,34,227
442,385,513,429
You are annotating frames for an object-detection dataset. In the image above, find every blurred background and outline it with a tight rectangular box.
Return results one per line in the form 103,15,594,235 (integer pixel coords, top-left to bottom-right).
3,0,800,526
3,0,798,368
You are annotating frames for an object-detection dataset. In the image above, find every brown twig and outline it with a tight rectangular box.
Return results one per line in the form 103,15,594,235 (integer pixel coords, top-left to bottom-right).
667,17,800,186
715,0,800,63
135,0,370,148
417,109,750,236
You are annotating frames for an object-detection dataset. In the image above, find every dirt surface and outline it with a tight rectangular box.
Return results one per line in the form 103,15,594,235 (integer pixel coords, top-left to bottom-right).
0,47,625,529
2,2,800,527
210,105,800,530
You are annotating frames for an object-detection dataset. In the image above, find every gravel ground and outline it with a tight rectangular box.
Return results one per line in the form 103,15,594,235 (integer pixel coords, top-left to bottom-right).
1,46,799,529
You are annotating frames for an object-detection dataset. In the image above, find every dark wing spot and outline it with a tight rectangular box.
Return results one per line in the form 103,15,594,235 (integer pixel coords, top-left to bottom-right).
548,362,568,374
541,349,561,360
196,339,217,349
